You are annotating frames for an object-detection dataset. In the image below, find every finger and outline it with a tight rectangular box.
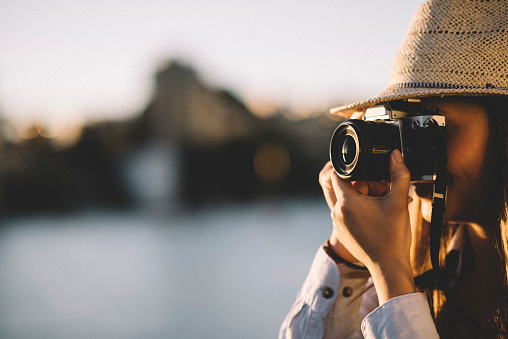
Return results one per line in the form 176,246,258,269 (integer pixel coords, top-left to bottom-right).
331,170,359,203
351,181,369,195
319,162,337,209
388,150,411,200
319,162,334,189
366,181,390,197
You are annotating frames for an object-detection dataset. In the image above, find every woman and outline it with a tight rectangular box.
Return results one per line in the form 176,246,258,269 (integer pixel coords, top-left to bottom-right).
280,0,508,338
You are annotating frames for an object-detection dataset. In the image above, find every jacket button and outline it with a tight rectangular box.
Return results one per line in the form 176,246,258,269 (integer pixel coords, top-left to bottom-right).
342,287,353,297
322,287,334,299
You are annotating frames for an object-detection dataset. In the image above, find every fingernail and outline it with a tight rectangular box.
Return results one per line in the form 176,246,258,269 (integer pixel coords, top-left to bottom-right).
392,149,403,162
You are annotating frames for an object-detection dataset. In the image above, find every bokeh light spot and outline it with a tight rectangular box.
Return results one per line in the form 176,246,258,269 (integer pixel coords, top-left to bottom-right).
253,142,290,183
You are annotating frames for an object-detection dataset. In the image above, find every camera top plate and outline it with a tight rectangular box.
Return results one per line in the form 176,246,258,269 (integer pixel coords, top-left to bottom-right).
364,99,441,122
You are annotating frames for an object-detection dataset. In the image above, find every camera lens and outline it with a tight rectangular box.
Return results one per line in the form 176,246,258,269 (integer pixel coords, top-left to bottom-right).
341,135,356,165
330,119,400,181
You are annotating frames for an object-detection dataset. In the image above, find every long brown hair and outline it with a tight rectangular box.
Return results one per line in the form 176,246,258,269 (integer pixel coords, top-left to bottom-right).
408,96,508,337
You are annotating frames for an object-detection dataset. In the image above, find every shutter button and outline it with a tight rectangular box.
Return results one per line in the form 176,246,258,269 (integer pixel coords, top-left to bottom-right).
342,287,353,297
322,287,334,299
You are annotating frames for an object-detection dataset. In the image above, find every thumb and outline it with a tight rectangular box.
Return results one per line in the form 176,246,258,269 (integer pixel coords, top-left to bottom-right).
388,150,411,199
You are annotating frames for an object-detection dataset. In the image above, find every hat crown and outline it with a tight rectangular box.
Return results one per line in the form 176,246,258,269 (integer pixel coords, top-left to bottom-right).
389,0,508,89
331,0,508,116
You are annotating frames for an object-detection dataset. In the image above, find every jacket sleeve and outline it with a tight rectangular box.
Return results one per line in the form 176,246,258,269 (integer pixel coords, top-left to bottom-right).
279,245,440,339
361,293,439,338
279,245,371,339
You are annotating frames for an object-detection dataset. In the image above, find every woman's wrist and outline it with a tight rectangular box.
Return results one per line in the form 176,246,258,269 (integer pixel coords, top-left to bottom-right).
368,260,416,305
329,230,359,263
324,239,368,270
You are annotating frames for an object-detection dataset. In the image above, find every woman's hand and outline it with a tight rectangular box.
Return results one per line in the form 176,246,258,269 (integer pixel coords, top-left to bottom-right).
322,150,416,304
319,163,392,263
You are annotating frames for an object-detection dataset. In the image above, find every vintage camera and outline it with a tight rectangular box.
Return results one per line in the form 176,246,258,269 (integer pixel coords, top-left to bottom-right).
330,99,446,182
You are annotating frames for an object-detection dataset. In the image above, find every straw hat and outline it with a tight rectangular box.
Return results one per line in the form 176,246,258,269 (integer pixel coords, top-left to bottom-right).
331,0,508,117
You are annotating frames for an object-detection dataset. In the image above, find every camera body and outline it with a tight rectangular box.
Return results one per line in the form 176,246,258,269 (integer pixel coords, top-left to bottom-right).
330,99,446,182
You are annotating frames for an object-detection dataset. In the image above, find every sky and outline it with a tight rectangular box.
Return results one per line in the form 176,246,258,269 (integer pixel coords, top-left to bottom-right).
0,0,425,126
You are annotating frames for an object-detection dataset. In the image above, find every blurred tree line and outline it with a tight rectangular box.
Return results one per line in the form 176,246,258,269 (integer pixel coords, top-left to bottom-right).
0,60,344,215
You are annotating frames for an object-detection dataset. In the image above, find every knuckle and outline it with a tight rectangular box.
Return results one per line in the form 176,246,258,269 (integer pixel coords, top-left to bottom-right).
339,202,352,217
398,166,411,180
319,166,333,187
318,170,326,184
330,205,340,221
331,200,350,220
401,165,411,176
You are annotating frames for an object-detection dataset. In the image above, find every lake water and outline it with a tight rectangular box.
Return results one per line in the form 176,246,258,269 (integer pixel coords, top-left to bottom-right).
0,198,331,339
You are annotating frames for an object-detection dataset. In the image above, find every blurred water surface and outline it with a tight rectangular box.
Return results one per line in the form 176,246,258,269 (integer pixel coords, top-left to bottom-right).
0,198,330,339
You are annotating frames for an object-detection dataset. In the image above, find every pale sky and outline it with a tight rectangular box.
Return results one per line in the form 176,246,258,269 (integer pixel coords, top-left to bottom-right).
0,0,425,125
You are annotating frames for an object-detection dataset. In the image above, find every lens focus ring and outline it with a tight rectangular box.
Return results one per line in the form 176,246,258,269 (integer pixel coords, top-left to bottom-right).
330,122,361,178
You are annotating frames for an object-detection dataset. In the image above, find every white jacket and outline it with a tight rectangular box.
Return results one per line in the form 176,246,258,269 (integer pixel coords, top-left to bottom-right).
279,246,439,338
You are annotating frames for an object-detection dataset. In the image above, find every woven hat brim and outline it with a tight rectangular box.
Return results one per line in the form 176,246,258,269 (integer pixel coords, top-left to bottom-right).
330,87,508,117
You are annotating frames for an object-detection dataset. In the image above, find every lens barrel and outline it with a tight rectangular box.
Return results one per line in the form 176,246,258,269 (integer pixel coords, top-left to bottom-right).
330,120,400,181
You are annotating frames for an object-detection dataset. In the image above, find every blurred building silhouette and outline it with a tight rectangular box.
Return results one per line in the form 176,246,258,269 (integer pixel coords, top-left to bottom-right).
146,62,261,146
0,60,344,215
